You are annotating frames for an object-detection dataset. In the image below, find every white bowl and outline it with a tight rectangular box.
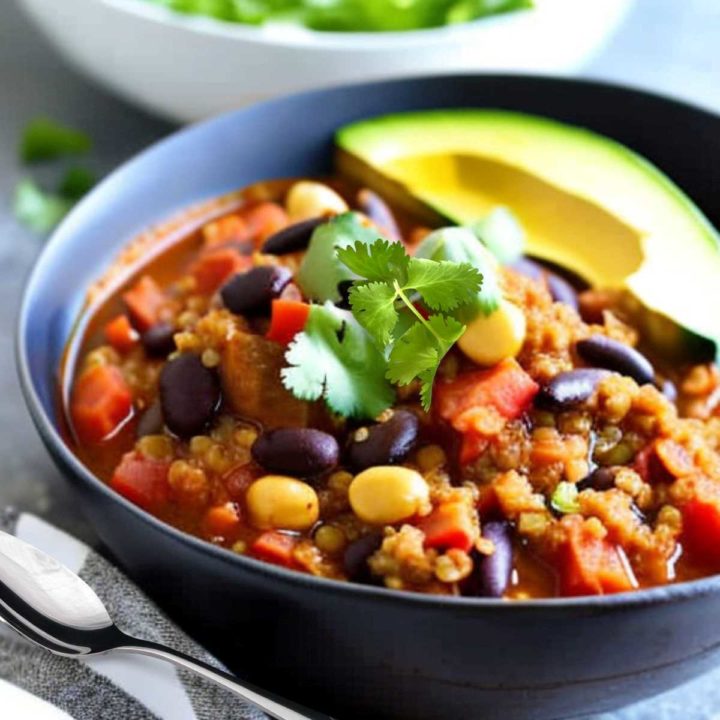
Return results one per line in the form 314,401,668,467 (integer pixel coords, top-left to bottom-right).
18,0,633,123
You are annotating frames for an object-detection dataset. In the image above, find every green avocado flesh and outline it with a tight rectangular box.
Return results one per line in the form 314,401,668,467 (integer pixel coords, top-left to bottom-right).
335,110,720,359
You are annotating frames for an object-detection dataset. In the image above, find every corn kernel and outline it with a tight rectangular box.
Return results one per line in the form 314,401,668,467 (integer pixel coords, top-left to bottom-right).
190,435,213,457
201,348,221,368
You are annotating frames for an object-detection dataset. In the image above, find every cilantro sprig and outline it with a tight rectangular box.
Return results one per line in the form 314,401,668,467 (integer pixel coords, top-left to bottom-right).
337,238,482,410
282,302,395,419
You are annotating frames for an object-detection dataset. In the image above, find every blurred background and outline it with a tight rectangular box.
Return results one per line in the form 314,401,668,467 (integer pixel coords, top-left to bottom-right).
1,0,719,555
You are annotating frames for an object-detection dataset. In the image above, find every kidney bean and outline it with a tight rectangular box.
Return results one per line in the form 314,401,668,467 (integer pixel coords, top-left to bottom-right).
347,410,420,472
357,189,401,242
261,217,326,255
576,466,616,492
221,266,292,316
251,428,339,477
159,354,221,438
136,400,164,438
535,368,610,412
141,322,176,358
576,335,655,386
343,533,383,584
474,521,513,598
546,273,579,310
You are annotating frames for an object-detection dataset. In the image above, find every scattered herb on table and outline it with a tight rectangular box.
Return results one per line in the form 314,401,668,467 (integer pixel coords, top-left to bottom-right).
14,118,96,234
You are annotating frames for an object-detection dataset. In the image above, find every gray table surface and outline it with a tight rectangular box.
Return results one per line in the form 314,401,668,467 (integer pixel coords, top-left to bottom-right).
1,0,719,717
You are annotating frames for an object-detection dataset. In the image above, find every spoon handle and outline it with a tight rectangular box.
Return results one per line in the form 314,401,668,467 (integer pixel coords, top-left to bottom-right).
114,633,333,720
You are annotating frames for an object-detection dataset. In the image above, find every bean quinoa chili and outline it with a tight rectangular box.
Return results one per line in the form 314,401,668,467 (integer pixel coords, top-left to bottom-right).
66,179,720,599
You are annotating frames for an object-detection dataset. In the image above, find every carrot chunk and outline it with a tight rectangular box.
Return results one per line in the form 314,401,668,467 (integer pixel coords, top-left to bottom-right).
435,358,538,464
203,503,242,539
122,275,165,332
251,531,298,568
71,365,133,443
680,477,720,566
111,451,171,510
419,502,477,552
190,248,252,294
266,299,311,345
556,516,637,596
104,314,137,353
243,202,289,245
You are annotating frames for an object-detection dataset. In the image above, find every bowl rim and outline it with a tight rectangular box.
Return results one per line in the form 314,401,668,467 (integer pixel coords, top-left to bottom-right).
17,72,720,614
96,0,537,49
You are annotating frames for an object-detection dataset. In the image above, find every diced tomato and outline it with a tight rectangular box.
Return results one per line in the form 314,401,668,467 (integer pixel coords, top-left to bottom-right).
190,248,252,294
202,214,250,247
419,502,477,552
110,451,171,510
71,365,133,443
251,531,298,568
203,503,242,539
680,477,720,566
436,359,539,426
435,359,538,464
242,202,289,245
122,275,165,332
556,516,637,596
266,299,311,345
103,314,137,354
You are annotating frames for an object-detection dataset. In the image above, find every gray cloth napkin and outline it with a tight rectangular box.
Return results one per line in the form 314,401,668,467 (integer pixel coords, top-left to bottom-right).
0,510,265,720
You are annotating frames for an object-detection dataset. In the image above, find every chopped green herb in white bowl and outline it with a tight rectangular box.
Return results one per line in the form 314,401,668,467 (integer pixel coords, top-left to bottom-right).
18,0,634,122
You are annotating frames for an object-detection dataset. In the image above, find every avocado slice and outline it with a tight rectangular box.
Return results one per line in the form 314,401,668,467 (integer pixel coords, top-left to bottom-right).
336,110,720,359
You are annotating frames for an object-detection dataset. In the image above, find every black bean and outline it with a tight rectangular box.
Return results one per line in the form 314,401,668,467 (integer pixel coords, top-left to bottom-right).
347,411,420,472
141,322,176,358
343,533,383,584
220,266,292,316
576,335,655,386
159,354,221,438
475,521,513,598
576,466,616,492
535,369,610,412
546,273,579,310
357,189,401,242
261,217,326,255
136,400,164,438
251,428,339,477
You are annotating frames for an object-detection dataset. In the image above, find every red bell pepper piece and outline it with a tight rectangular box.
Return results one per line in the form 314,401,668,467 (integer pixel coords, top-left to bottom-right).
419,502,477,552
110,451,171,510
266,299,311,345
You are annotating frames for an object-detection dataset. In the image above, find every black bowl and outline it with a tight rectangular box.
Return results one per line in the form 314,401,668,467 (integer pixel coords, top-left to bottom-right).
17,75,720,720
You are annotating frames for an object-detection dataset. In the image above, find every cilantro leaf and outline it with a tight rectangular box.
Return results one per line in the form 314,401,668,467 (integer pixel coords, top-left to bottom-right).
406,257,481,312
348,281,399,345
13,179,72,233
296,213,380,302
386,323,440,386
471,207,525,265
282,303,395,418
387,314,465,410
336,238,409,283
416,226,501,317
20,118,91,163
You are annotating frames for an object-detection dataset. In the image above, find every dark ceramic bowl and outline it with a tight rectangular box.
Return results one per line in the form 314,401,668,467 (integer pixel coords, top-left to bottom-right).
17,76,720,720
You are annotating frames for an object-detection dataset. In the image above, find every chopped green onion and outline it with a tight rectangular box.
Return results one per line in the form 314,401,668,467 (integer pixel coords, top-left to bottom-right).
551,481,581,515
20,118,92,163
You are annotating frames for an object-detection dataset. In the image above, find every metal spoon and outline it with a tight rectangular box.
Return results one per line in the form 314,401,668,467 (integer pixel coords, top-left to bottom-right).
0,530,332,720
